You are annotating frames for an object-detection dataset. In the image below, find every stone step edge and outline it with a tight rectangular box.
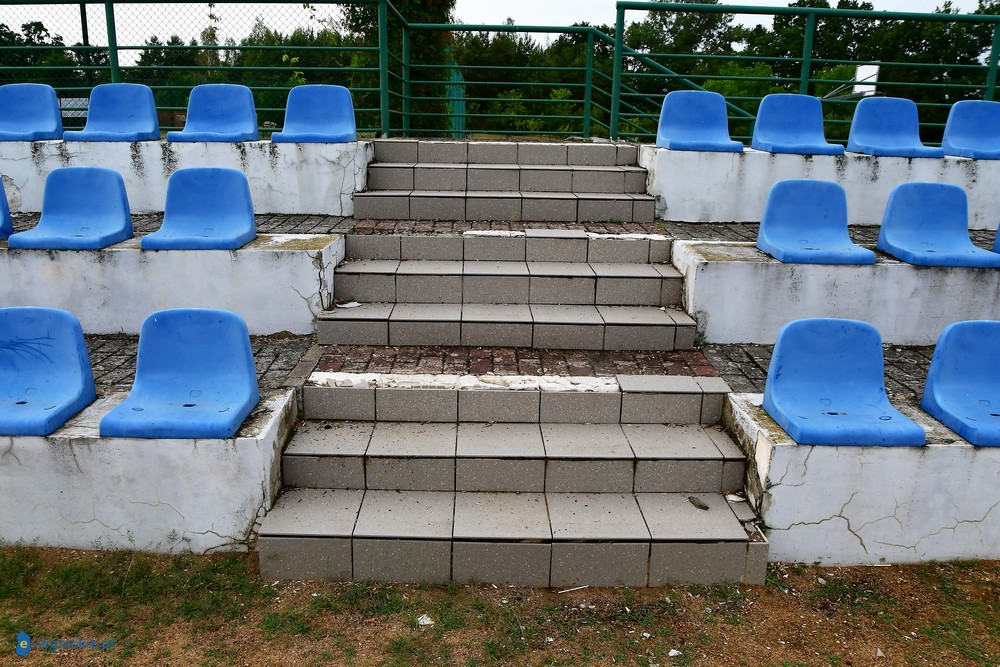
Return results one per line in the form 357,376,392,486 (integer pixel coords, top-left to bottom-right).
302,372,729,425
367,163,647,195
372,139,640,167
346,231,672,264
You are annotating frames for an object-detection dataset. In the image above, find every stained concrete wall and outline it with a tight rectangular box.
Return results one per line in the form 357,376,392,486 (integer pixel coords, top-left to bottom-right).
725,394,1000,565
673,240,1000,345
0,140,373,215
640,146,1000,229
0,234,344,335
0,391,296,553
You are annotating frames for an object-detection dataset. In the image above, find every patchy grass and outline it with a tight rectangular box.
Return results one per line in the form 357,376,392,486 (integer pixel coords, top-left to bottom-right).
0,549,997,666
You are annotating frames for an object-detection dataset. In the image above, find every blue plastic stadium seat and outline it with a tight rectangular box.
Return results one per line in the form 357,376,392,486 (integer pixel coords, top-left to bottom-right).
271,85,357,143
63,83,160,142
922,320,1000,446
877,182,1000,267
0,179,11,238
99,309,260,439
656,90,743,152
942,100,1000,160
166,84,258,142
763,319,925,446
141,168,256,250
7,167,133,249
0,307,96,436
756,180,875,264
847,97,944,158
751,94,844,156
0,83,63,141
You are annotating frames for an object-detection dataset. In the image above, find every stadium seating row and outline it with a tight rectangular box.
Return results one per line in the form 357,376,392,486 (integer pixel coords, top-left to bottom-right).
764,318,1000,448
0,166,256,250
0,82,357,143
756,180,1000,268
0,307,259,438
657,90,1000,159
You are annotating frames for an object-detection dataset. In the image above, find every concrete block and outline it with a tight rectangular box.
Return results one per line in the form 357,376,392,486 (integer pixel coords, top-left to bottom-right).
518,142,568,165
353,539,451,584
604,325,675,351
453,542,551,586
414,165,466,191
572,167,625,193
546,460,634,493
375,388,458,422
389,321,461,346
567,143,617,166
333,273,395,302
521,194,578,222
455,459,546,492
530,277,596,305
346,234,401,260
368,164,413,190
396,275,463,304
466,194,522,222
410,193,465,221
539,392,621,424
468,141,518,164
365,458,456,491
317,320,389,346
745,539,768,585
283,455,366,489
616,144,639,165
551,543,649,587
461,322,533,347
400,235,463,261
633,460,723,493
520,166,573,192
353,193,409,220
459,390,540,422
588,238,650,264
621,393,702,424
467,166,520,191
525,237,588,262
418,141,468,163
596,279,662,306
303,386,374,421
259,537,352,580
649,542,746,586
577,195,633,222
374,139,418,162
463,236,526,261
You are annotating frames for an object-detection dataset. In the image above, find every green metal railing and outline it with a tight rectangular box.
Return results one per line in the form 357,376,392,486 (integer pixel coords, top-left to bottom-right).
3,0,1000,141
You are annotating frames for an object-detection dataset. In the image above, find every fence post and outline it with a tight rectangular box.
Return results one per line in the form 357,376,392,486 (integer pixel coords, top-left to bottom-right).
583,30,594,138
985,23,1000,101
798,11,816,95
377,0,390,136
104,1,121,82
610,7,625,141
402,26,410,137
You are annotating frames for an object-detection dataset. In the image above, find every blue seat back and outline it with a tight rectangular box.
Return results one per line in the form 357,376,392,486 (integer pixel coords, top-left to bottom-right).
656,90,742,152
759,179,853,246
847,96,942,157
0,307,96,435
751,94,842,155
925,321,1000,398
180,84,258,138
0,178,11,238
0,83,63,140
765,318,889,409
162,167,254,235
36,167,132,238
942,100,1000,159
69,83,159,140
128,309,259,409
878,182,968,251
275,85,357,142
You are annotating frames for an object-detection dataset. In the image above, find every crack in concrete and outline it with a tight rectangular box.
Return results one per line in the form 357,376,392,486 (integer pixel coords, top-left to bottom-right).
0,438,21,466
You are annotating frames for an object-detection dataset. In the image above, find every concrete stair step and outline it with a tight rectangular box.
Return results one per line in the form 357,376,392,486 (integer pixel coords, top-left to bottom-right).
317,303,695,350
368,163,648,194
346,230,672,263
353,191,655,223
258,488,767,586
281,421,746,494
333,259,682,306
301,372,728,424
372,139,639,167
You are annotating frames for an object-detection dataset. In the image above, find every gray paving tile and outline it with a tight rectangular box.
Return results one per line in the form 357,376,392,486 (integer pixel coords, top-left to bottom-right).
526,262,595,277
464,236,526,261
618,374,702,393
464,260,529,276
599,306,674,325
353,539,451,584
530,304,603,324
588,238,650,264
457,423,544,457
546,460,634,493
394,260,464,275
323,303,394,321
547,493,650,540
418,140,468,163
410,193,465,221
551,543,649,587
649,239,672,263
590,263,661,278
706,427,745,459
453,492,551,540
368,164,414,190
577,195,632,222
533,324,604,350
637,493,747,541
524,228,587,240
541,423,633,459
354,193,409,220
367,422,457,457
453,543,551,586
396,275,463,304
317,320,389,347
389,321,462,346
530,277,596,305
259,536,352,580
389,303,463,321
572,166,626,194
458,390,540,422
259,488,363,537
624,169,647,193
567,143,617,166
414,164,466,190
462,303,533,322
519,166,573,192
620,393,703,424
518,142,568,165
467,194,522,222
468,142,518,164
521,195,578,223
283,455,366,489
455,459,546,492
649,542,746,586
375,388,458,422
603,325,675,351
526,238,589,262
346,234,400,260
285,421,373,455
334,273,395,303
746,539,768,585
467,166,520,191
353,490,454,538
596,279,662,306
400,236,463,261
722,460,746,493
621,424,722,459
633,460,723,493
461,322,533,347
366,458,456,491
464,276,529,303
374,139,418,162
632,197,655,223
303,386,375,421
539,392,621,424
617,144,639,165
337,259,400,274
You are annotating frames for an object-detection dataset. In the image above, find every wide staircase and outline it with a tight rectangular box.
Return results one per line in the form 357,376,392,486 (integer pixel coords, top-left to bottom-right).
259,140,767,588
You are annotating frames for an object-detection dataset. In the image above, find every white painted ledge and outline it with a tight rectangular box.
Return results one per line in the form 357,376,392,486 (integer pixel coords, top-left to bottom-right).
639,145,1000,229
0,140,373,215
0,390,296,553
0,234,344,335
673,240,1000,345
725,393,1000,565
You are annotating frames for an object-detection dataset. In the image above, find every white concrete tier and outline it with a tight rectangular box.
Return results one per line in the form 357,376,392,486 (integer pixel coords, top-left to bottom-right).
0,390,296,553
673,240,1000,345
0,140,373,215
725,393,1000,565
640,146,1000,229
0,234,343,335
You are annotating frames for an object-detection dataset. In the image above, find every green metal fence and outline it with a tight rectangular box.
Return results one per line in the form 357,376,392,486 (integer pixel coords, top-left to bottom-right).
3,0,1000,141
